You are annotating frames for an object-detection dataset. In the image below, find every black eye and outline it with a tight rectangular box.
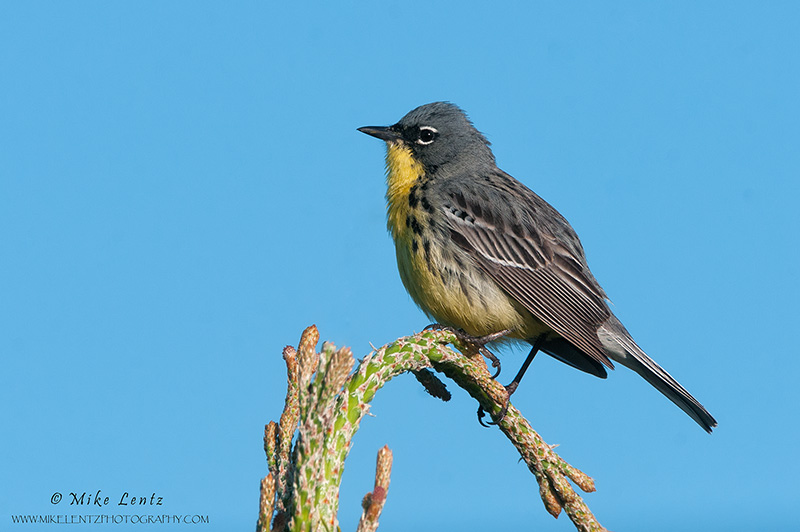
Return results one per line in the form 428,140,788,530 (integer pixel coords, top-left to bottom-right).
417,127,437,145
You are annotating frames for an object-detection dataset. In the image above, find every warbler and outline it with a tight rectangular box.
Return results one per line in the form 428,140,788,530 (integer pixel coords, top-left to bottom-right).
358,102,716,432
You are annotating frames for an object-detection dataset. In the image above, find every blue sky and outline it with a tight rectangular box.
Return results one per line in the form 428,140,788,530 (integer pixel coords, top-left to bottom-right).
1,2,798,531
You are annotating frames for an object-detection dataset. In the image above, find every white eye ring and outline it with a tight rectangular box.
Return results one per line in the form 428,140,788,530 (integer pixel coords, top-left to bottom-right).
417,126,438,145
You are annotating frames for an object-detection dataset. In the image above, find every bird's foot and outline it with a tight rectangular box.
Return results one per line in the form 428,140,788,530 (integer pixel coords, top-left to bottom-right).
477,381,519,427
423,324,510,379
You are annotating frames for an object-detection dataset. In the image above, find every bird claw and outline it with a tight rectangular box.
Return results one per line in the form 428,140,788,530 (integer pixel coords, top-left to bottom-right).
477,383,517,427
480,347,503,379
476,400,509,427
477,405,491,428
424,324,509,379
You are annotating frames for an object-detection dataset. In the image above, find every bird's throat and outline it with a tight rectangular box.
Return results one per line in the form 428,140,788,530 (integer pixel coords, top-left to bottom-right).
384,142,424,238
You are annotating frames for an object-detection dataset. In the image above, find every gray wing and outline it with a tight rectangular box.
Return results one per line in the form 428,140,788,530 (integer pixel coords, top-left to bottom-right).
438,170,718,432
439,169,613,369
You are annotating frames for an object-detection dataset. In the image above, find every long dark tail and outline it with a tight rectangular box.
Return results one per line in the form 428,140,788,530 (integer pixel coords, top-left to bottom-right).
598,316,717,433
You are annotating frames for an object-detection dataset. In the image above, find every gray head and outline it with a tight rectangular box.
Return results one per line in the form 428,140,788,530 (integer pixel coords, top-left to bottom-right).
358,102,495,170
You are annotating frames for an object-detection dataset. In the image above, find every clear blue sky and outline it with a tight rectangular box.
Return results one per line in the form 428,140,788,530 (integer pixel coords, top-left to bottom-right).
2,2,798,531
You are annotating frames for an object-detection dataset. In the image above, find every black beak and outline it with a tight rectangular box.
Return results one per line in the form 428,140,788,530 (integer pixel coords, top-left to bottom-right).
357,126,402,142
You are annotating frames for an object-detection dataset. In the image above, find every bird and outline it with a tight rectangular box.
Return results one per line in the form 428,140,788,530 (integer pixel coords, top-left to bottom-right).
358,102,717,432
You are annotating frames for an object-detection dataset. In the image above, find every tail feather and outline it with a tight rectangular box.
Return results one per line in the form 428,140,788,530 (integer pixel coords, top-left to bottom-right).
599,316,717,433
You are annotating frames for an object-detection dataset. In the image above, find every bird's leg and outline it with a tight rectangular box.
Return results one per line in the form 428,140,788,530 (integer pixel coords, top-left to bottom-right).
424,323,510,378
504,334,548,396
479,333,548,427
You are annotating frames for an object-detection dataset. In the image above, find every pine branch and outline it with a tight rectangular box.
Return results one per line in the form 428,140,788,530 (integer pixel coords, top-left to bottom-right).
356,445,393,532
257,326,607,532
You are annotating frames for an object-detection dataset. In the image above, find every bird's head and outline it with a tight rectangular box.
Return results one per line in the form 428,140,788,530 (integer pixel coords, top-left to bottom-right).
358,102,495,172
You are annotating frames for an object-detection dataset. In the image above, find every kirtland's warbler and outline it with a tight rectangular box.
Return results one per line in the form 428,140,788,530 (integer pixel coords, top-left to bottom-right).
359,102,716,432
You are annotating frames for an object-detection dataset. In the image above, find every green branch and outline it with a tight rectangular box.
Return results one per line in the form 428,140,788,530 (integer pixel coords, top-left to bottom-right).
257,326,607,532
